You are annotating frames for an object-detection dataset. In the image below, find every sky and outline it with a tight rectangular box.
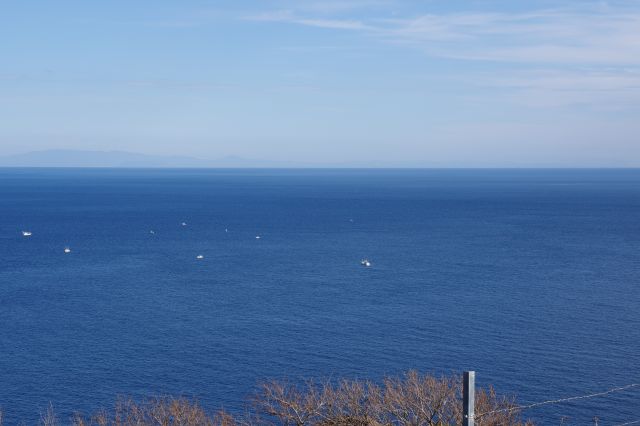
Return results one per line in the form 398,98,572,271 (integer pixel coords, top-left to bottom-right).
1,0,639,167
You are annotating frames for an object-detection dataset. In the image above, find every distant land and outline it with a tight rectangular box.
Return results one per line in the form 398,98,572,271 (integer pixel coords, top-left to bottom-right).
1,149,635,168
0,150,306,168
0,149,433,168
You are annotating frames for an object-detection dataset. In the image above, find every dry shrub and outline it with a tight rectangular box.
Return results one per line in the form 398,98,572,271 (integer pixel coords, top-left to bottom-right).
321,379,377,425
28,371,531,425
41,403,58,426
70,397,224,426
213,410,239,426
252,371,533,426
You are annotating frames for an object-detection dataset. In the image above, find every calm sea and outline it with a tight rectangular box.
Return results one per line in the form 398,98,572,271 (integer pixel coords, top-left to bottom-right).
1,169,639,424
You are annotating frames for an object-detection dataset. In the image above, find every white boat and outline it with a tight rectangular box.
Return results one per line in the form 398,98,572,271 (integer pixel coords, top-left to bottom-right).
149,230,155,234
196,255,204,260
64,247,71,254
22,231,32,237
361,259,371,267
255,235,261,239
181,222,187,226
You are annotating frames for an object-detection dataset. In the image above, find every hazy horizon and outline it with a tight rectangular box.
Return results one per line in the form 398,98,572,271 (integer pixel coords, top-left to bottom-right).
2,1,640,167
3,148,640,168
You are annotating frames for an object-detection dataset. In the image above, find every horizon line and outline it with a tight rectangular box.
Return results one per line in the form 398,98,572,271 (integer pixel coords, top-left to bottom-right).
1,166,639,170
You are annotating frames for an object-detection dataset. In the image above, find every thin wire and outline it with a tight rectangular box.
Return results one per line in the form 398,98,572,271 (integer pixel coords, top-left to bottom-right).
477,383,640,417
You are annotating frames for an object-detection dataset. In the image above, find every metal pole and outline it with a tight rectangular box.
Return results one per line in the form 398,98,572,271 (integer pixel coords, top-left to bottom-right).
463,371,475,426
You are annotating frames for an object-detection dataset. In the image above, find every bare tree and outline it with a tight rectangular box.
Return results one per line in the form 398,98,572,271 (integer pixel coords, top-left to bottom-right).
252,371,531,426
25,371,533,425
252,380,327,425
40,402,58,426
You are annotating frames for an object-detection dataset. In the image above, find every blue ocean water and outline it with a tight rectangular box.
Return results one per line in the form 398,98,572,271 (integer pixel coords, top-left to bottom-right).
1,168,639,425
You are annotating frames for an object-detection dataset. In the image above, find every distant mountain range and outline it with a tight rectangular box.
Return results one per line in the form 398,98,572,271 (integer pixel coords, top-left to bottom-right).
3,149,579,168
0,150,303,168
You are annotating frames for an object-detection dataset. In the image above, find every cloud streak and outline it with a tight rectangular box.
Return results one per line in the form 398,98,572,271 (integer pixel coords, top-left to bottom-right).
246,10,371,30
247,3,640,66
244,2,640,113
393,10,640,65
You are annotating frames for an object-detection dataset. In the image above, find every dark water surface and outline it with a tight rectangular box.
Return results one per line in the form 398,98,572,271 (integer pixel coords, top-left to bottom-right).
1,169,639,424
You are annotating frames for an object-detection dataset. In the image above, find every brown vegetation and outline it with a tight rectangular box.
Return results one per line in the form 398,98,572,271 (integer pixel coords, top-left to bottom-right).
1,371,532,426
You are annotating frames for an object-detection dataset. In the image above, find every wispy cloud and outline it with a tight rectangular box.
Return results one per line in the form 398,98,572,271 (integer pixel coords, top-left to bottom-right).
267,0,393,15
246,10,371,30
244,2,640,113
386,9,640,65
246,3,640,65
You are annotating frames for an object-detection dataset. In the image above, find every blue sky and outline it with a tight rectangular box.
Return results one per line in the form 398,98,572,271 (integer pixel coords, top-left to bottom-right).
1,0,639,166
